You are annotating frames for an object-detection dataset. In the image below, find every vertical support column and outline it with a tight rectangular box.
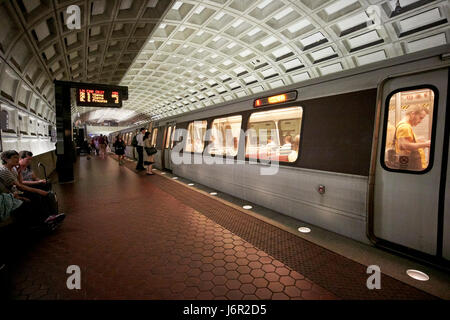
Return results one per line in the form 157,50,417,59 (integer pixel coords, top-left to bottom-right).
54,82,74,183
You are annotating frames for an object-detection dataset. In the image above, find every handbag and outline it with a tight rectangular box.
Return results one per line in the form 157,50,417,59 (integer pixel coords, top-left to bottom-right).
145,146,157,156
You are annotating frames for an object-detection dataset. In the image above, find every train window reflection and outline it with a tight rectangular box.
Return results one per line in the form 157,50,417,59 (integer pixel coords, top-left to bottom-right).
209,116,242,157
165,127,172,149
170,126,176,149
246,107,303,163
384,88,435,172
186,121,207,153
151,128,158,147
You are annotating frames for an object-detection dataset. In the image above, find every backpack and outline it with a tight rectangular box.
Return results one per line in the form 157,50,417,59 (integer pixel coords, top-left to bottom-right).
131,135,138,147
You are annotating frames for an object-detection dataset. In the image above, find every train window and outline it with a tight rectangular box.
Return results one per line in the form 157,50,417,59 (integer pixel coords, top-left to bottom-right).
186,121,207,153
209,116,242,157
151,128,158,147
165,127,172,149
246,107,303,163
383,88,435,172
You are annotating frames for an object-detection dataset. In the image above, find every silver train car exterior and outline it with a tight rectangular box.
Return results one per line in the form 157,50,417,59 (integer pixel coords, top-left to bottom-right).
113,45,450,267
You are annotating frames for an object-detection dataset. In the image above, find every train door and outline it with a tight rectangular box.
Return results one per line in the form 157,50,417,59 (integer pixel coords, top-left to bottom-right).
371,68,449,263
162,125,175,171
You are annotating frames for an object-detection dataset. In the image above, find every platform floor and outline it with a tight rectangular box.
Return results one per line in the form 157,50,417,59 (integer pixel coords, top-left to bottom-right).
7,155,440,300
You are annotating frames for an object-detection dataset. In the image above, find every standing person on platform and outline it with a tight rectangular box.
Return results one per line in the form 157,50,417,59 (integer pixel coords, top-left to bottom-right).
143,132,155,175
135,128,146,171
114,136,126,166
98,134,106,159
94,137,99,156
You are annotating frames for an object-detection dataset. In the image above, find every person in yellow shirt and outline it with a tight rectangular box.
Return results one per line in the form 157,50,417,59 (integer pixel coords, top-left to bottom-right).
395,105,431,170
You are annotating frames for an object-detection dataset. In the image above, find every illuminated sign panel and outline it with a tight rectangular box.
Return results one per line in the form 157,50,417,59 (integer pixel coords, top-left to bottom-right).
76,87,123,108
254,91,297,108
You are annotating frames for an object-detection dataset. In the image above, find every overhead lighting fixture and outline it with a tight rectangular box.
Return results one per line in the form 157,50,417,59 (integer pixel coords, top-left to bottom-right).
298,227,311,233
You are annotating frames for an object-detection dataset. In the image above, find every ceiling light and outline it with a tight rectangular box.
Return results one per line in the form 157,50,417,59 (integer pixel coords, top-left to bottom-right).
232,19,243,28
194,5,205,15
247,27,261,37
172,1,183,10
210,192,217,196
214,12,225,20
257,0,272,9
273,7,293,20
239,49,253,57
243,205,253,210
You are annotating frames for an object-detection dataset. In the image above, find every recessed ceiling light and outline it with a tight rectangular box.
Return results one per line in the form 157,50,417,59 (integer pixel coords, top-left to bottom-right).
243,205,253,210
188,183,195,186
210,192,218,196
298,227,311,233
406,270,429,281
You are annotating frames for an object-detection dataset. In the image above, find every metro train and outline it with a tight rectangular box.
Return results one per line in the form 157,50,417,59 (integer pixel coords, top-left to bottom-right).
111,45,450,267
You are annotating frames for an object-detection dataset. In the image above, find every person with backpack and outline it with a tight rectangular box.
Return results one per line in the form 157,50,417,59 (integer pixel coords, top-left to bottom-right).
135,128,146,171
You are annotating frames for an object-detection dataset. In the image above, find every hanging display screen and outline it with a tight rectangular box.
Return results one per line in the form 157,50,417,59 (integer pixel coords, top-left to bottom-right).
76,87,123,108
254,91,298,108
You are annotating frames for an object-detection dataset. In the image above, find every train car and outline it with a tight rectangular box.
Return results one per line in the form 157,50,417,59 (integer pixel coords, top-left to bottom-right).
115,45,450,267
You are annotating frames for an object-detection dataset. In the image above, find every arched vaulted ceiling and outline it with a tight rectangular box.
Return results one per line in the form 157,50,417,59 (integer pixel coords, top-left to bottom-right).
1,0,448,126
120,0,449,124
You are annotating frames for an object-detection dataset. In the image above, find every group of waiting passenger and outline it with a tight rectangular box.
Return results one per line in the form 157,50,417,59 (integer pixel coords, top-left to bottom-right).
0,150,65,230
89,135,109,159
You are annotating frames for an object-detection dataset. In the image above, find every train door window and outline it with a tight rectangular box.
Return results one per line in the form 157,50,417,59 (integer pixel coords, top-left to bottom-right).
165,126,172,149
383,88,436,172
151,128,158,147
209,115,242,157
246,107,303,163
185,121,207,153
170,126,176,149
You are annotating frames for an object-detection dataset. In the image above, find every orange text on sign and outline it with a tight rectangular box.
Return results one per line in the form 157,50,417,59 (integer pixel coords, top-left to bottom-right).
268,94,287,104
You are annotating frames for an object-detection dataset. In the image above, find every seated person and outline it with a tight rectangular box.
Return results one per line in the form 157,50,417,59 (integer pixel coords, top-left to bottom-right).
288,135,301,163
16,151,49,189
266,138,278,151
0,151,64,226
280,135,293,151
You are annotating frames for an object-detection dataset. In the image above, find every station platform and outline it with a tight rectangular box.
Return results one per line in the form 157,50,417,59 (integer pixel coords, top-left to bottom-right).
6,154,449,300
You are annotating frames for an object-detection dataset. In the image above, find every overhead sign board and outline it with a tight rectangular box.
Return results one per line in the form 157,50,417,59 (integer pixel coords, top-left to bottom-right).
76,86,123,108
